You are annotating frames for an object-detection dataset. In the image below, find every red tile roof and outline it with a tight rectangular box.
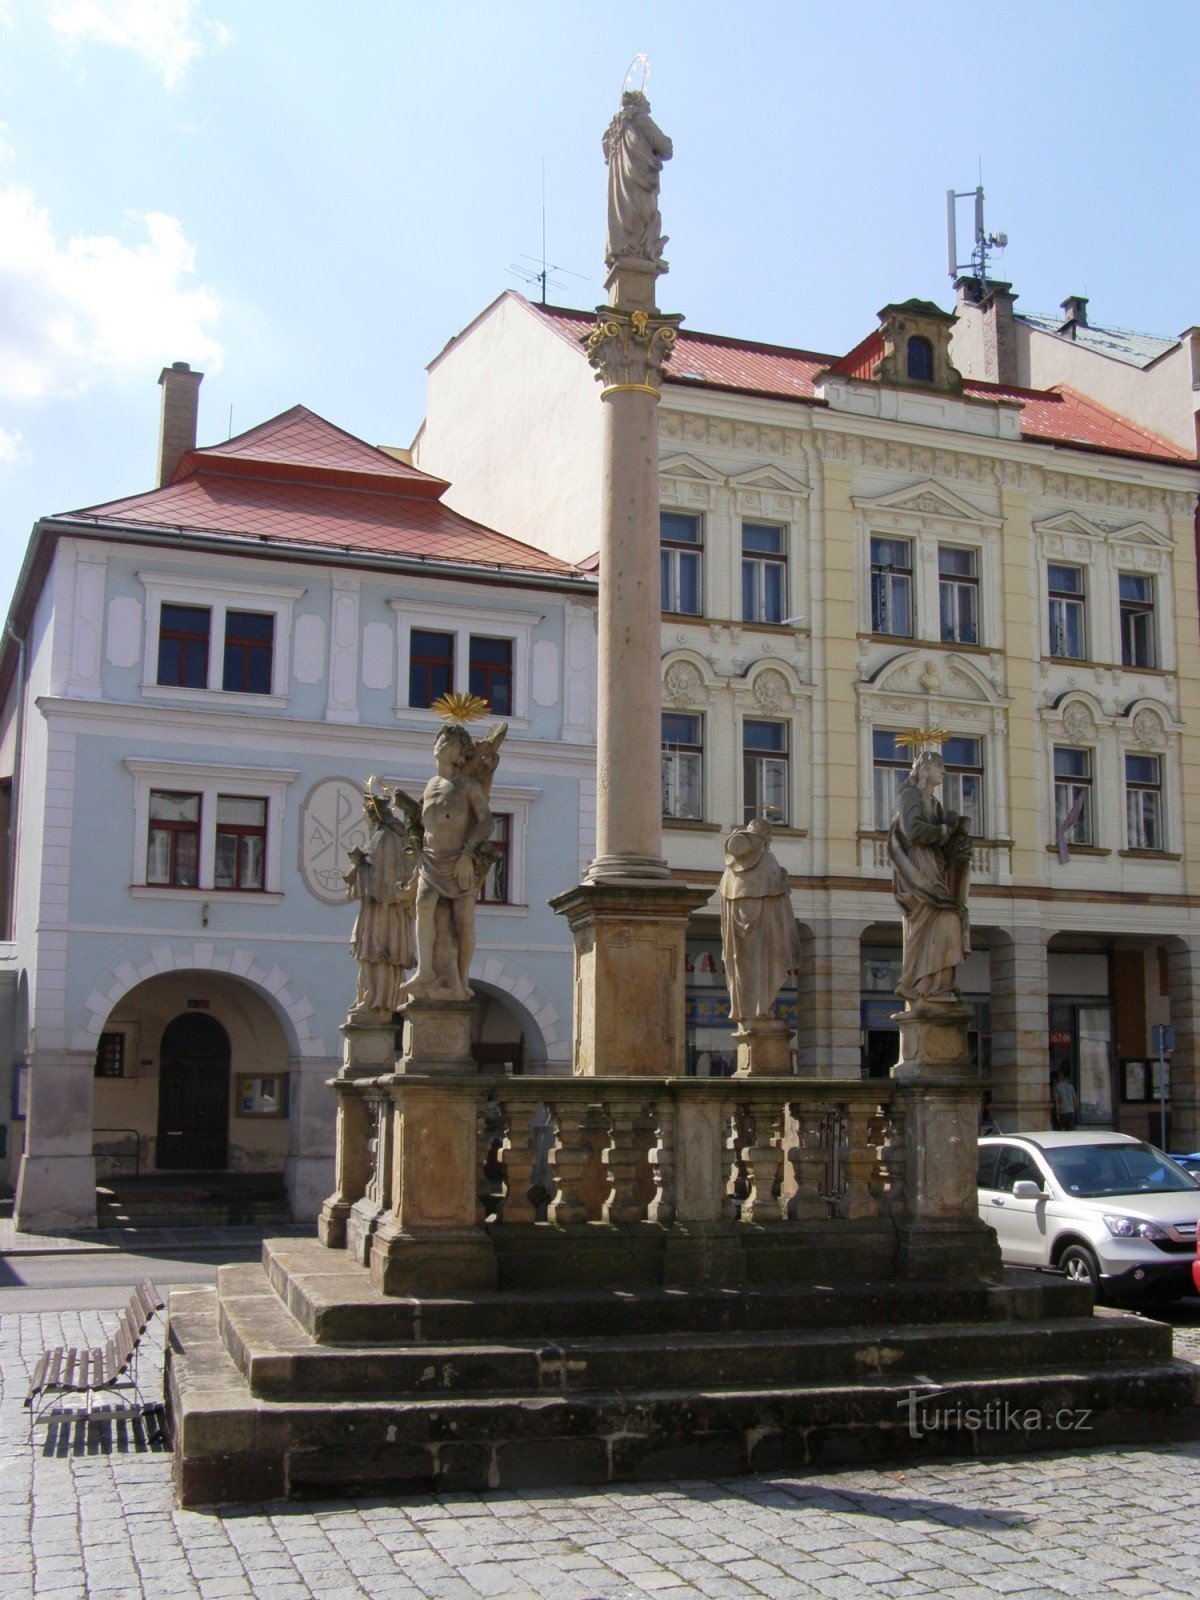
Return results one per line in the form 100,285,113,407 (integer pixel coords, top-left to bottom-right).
65,406,577,575
531,302,1194,464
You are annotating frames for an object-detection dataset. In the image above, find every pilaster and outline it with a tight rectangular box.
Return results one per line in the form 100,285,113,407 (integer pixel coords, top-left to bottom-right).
14,1048,97,1231
795,918,863,1076
989,926,1049,1130
1167,938,1200,1149
998,486,1039,882
816,454,859,876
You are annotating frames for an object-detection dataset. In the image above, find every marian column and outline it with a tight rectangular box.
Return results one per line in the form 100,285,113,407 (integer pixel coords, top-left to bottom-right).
552,83,710,1075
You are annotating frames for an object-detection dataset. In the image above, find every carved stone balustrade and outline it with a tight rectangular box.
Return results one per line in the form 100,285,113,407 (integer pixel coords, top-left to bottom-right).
319,1071,1000,1294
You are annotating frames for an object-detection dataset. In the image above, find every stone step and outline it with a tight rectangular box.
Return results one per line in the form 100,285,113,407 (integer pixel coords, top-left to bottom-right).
168,1283,1200,1507
216,1262,1174,1401
261,1238,1093,1346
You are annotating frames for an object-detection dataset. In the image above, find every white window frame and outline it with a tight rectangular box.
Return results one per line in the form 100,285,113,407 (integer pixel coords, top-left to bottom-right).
1118,573,1157,670
662,712,705,821
741,717,790,825
1124,753,1165,852
139,572,304,708
391,601,534,727
660,510,704,617
870,536,915,637
741,521,788,626
125,759,298,900
1047,563,1088,661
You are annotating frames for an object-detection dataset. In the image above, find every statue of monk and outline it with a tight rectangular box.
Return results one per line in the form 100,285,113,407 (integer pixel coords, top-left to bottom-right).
719,818,801,1023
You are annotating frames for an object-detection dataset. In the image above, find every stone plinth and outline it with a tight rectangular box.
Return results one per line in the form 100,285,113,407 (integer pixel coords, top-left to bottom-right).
891,999,974,1081
734,1019,792,1076
551,881,711,1075
316,1019,397,1248
398,998,476,1076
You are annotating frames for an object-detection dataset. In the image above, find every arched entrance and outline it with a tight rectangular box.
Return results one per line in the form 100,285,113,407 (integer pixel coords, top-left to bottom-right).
156,1013,231,1170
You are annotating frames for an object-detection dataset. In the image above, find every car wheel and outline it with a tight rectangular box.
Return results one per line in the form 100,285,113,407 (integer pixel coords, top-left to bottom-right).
1058,1243,1101,1296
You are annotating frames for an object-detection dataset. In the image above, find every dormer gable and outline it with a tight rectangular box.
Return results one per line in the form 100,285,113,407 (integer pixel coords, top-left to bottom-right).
873,299,963,394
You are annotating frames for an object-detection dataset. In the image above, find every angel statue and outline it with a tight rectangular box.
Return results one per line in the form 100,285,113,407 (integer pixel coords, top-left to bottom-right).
344,779,418,1018
391,713,508,1004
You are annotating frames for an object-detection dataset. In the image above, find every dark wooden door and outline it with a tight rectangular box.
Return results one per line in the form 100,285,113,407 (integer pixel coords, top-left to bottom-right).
156,1013,231,1170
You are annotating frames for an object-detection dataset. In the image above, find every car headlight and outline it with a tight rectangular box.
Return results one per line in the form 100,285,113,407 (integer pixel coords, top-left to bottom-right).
1102,1214,1169,1241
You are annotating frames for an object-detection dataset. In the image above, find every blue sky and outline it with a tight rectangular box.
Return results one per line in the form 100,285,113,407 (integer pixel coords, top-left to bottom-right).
1,0,1197,612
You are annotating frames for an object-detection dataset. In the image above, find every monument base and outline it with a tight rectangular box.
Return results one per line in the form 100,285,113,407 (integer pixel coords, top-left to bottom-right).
734,1018,792,1076
550,880,712,1076
370,1221,497,1296
398,998,477,1076
891,999,975,1080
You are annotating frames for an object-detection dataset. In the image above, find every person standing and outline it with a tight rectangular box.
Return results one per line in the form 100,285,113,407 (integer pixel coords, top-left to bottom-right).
1052,1066,1079,1131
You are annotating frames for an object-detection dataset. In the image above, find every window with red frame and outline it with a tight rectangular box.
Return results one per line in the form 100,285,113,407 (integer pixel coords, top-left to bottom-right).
468,636,513,716
157,605,211,688
147,791,201,886
222,611,274,694
478,814,511,904
214,796,267,890
409,630,454,708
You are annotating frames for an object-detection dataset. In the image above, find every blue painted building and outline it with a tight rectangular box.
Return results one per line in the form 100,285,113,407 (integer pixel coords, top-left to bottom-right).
0,368,597,1228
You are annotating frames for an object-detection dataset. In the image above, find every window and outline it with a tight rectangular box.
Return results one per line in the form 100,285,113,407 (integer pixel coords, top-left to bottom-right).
1048,564,1087,659
941,736,984,836
939,547,979,645
94,1032,126,1079
660,511,703,615
236,1073,289,1117
906,336,934,382
140,574,302,701
157,605,210,688
147,791,202,886
409,629,455,708
1125,754,1163,851
872,730,909,830
742,720,788,825
393,603,535,722
662,713,703,820
222,611,275,694
478,813,511,903
215,796,267,890
469,637,514,716
1119,574,1156,669
870,537,913,636
1054,747,1093,846
742,523,786,624
127,759,297,896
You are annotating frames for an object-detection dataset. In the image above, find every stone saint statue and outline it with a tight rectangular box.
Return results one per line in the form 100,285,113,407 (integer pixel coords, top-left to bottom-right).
719,819,801,1022
887,750,972,1003
344,782,417,1017
602,89,673,267
392,720,508,1004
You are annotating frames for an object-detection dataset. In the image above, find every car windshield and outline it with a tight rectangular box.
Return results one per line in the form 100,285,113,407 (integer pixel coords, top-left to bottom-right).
1043,1142,1200,1198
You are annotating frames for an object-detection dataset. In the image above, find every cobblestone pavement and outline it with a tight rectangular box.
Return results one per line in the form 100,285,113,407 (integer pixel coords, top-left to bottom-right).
4,1305,1200,1600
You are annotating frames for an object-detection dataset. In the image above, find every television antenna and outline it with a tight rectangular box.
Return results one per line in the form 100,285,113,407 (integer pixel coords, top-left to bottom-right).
507,159,588,306
946,184,1007,289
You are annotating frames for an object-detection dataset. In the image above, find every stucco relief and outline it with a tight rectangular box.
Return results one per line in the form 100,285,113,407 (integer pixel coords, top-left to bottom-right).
1061,702,1096,741
752,668,790,714
1131,709,1166,750
299,777,374,905
105,596,142,670
664,660,704,707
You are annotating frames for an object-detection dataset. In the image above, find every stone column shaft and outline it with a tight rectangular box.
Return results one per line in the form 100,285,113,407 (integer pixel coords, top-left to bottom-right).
14,1048,97,1231
989,928,1049,1130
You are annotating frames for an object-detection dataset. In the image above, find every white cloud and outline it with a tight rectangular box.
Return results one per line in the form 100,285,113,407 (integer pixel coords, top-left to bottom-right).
48,0,228,90
0,184,223,402
0,425,21,466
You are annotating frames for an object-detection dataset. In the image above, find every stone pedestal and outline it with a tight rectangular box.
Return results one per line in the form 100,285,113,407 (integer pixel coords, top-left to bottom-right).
734,1019,792,1076
398,999,477,1076
551,881,712,1076
317,1018,397,1247
891,999,974,1081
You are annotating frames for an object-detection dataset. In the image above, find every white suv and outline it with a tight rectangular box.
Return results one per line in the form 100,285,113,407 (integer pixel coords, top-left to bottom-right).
977,1131,1200,1303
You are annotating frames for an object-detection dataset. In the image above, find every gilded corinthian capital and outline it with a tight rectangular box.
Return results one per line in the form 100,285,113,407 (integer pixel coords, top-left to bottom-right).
582,307,683,398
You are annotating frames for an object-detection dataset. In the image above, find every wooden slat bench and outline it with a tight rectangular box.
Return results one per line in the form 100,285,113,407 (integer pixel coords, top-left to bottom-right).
25,1279,165,1426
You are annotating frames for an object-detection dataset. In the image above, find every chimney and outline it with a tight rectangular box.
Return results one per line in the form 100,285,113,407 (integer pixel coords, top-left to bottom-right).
1060,295,1089,331
954,276,1018,385
157,361,203,486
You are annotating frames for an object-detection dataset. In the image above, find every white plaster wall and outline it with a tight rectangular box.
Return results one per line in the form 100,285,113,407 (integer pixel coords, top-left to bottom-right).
416,293,603,563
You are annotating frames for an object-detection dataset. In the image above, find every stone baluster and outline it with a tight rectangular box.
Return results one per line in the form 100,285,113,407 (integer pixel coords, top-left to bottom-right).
785,1102,832,1221
741,1098,786,1223
602,1097,651,1224
837,1099,881,1220
870,1100,904,1215
647,1097,676,1224
476,1098,505,1224
498,1096,541,1224
547,1099,597,1225
318,1082,371,1248
724,1103,751,1220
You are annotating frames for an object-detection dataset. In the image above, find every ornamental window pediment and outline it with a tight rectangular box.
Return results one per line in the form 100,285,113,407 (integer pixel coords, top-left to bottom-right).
867,648,999,705
659,453,724,512
662,650,716,709
852,478,999,535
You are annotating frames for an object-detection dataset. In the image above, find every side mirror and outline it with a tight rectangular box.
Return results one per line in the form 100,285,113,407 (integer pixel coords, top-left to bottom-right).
1012,1180,1044,1200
